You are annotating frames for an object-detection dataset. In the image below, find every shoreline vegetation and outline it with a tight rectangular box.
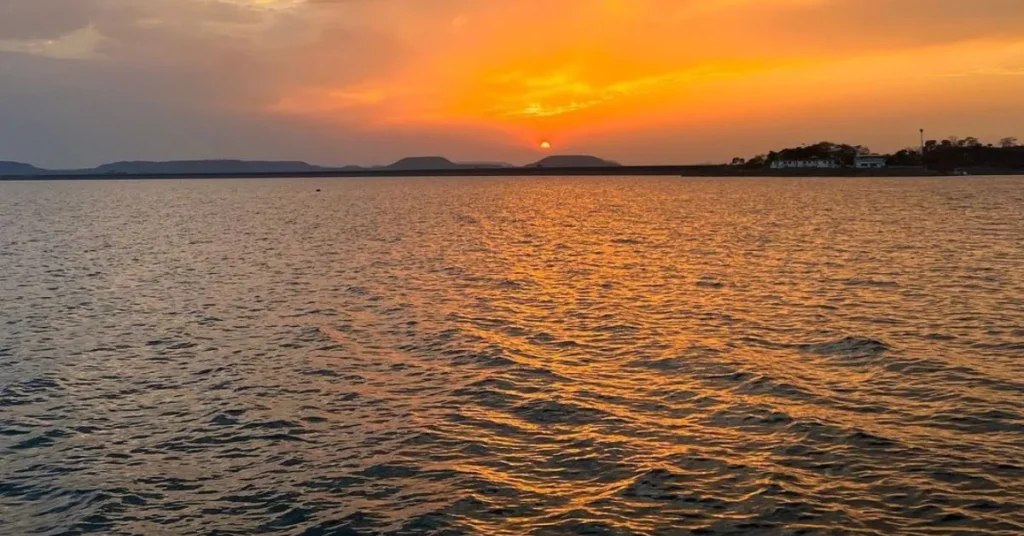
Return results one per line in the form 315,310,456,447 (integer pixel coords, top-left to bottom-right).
3,136,1022,180
731,135,1023,172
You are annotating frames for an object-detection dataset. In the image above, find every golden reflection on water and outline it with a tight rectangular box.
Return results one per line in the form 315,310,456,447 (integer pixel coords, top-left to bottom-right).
0,177,1022,535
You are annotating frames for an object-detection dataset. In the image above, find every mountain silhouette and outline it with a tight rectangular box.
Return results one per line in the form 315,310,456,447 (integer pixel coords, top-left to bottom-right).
384,157,515,170
526,155,621,168
386,157,462,170
92,160,330,174
0,161,47,176
2,155,620,177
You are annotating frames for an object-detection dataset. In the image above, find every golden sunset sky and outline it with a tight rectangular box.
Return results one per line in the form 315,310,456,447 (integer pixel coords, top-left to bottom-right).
2,0,1024,167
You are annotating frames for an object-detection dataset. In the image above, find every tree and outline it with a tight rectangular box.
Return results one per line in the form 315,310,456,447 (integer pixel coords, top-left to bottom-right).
758,141,867,166
962,136,982,148
888,147,922,166
730,157,746,166
744,155,767,168
1000,137,1019,148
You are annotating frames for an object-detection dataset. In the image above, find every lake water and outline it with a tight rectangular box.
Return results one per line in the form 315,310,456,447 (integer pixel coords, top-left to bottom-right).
1,176,1023,535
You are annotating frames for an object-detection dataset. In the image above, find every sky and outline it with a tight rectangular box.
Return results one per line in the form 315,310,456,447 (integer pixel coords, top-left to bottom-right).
2,0,1024,168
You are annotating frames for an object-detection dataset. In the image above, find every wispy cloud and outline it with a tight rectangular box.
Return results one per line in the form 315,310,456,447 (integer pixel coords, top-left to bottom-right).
0,25,107,59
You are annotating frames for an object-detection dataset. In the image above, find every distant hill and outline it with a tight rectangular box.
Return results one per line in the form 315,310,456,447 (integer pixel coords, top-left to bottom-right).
526,155,621,168
1,157,507,176
91,160,329,175
0,161,48,176
384,157,516,171
386,157,463,170
3,155,620,177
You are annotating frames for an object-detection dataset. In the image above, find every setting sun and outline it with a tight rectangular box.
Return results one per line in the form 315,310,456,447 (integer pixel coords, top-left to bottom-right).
539,141,553,150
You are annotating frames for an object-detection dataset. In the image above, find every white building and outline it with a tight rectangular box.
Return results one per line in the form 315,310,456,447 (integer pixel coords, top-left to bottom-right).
770,158,840,169
854,155,887,168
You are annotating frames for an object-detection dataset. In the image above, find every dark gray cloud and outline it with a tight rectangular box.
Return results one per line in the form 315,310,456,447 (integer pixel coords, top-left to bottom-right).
0,0,418,167
0,0,96,40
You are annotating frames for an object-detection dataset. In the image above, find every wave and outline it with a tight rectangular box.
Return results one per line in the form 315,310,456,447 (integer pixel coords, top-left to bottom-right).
798,336,892,357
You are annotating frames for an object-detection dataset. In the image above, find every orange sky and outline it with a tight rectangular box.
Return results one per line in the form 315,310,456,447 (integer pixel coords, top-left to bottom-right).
2,0,1024,166
263,0,1024,158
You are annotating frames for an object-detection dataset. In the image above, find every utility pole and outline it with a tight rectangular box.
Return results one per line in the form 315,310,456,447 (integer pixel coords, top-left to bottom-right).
920,128,926,167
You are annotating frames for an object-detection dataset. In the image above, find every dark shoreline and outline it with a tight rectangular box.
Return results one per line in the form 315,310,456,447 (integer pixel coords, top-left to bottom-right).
2,165,1021,181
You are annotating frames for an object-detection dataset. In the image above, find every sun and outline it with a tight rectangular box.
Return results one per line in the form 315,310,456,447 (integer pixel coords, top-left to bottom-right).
539,140,552,150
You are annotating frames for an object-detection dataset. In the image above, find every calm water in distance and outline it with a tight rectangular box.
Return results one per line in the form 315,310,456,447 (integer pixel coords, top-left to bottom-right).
1,176,1023,535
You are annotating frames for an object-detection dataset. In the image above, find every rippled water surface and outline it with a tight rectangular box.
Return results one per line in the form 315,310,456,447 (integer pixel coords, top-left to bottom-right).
2,176,1024,535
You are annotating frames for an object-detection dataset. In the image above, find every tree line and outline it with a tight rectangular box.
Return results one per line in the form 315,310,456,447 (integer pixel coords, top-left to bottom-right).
731,136,1023,171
